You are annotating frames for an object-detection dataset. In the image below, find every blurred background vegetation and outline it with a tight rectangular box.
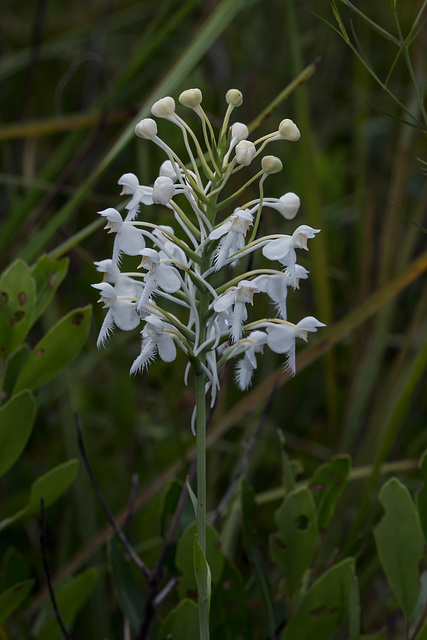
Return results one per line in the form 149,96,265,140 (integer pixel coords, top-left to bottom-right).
1,0,427,637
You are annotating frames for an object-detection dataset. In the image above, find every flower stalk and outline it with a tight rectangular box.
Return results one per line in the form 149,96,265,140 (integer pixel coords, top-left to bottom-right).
92,87,324,636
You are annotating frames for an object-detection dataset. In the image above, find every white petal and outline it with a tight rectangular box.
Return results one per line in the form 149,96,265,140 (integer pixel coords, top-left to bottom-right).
113,301,140,331
213,290,235,312
157,334,177,362
209,221,231,240
118,226,146,256
266,325,294,354
262,237,292,261
156,264,181,293
97,309,115,348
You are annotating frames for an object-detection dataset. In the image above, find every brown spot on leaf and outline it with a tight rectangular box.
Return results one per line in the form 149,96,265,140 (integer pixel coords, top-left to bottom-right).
214,541,222,549
335,476,342,485
309,482,325,492
295,515,310,531
10,311,25,325
310,606,328,618
18,291,27,306
0,292,9,307
48,274,57,290
72,312,85,325
35,349,45,357
222,580,232,590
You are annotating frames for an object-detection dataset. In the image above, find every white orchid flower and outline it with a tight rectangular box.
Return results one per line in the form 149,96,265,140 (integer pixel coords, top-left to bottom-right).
130,314,178,375
214,280,259,343
265,316,325,374
253,265,309,319
262,225,320,288
92,282,140,347
233,330,267,390
209,209,254,269
99,208,146,265
136,248,181,314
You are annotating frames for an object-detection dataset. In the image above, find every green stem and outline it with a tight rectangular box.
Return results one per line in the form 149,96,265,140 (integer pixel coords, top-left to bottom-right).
195,371,209,640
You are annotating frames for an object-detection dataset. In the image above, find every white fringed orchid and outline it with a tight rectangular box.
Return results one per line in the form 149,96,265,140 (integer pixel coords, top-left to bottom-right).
93,87,324,399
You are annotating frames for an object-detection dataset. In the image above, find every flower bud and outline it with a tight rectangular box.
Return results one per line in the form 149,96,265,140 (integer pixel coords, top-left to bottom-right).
278,118,300,141
179,88,203,108
226,89,243,107
261,155,283,174
235,140,256,166
135,118,157,140
152,176,175,205
151,97,176,118
230,122,248,143
279,192,300,219
159,160,177,182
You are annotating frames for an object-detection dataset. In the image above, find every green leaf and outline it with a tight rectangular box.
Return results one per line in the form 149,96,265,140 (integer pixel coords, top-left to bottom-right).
282,558,356,640
211,557,251,640
0,260,36,359
3,344,30,398
374,478,423,618
415,620,427,640
157,599,199,640
308,455,351,529
33,569,98,640
175,522,224,600
14,305,92,392
31,255,69,323
0,579,34,625
0,390,36,478
271,487,318,598
27,459,79,515
108,538,143,631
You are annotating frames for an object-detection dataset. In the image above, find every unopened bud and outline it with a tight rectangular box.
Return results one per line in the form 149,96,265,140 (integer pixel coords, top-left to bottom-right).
230,122,248,143
279,192,300,219
159,160,177,182
135,118,157,140
179,88,203,109
151,97,176,119
153,176,175,205
278,119,300,141
261,155,283,174
235,140,256,166
226,89,243,107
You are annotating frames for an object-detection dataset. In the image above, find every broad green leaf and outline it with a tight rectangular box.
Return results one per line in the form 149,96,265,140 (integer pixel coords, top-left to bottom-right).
2,344,30,398
175,522,224,600
0,260,36,359
308,455,351,529
14,305,92,392
31,255,68,323
211,557,251,640
157,599,198,640
241,479,275,637
27,459,79,515
108,539,143,631
33,569,98,640
374,478,423,618
271,487,317,597
0,579,34,625
0,459,80,532
0,390,36,478
416,449,427,542
282,558,356,640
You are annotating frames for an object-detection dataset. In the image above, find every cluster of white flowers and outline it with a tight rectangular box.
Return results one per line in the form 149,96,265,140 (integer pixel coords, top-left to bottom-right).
93,88,324,404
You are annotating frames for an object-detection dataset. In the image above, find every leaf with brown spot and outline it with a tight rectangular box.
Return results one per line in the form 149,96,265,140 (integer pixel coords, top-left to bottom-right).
308,455,351,529
14,305,92,392
30,254,69,323
0,260,36,359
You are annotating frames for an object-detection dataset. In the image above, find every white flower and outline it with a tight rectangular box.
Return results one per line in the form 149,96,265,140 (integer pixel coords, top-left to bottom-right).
266,316,325,374
262,225,320,288
94,259,143,299
92,282,140,347
253,265,309,319
235,140,256,166
210,209,253,269
159,160,178,182
278,119,300,141
233,331,267,390
214,280,259,343
136,248,181,313
130,314,177,374
263,192,301,220
99,208,146,264
152,176,175,205
118,174,154,221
